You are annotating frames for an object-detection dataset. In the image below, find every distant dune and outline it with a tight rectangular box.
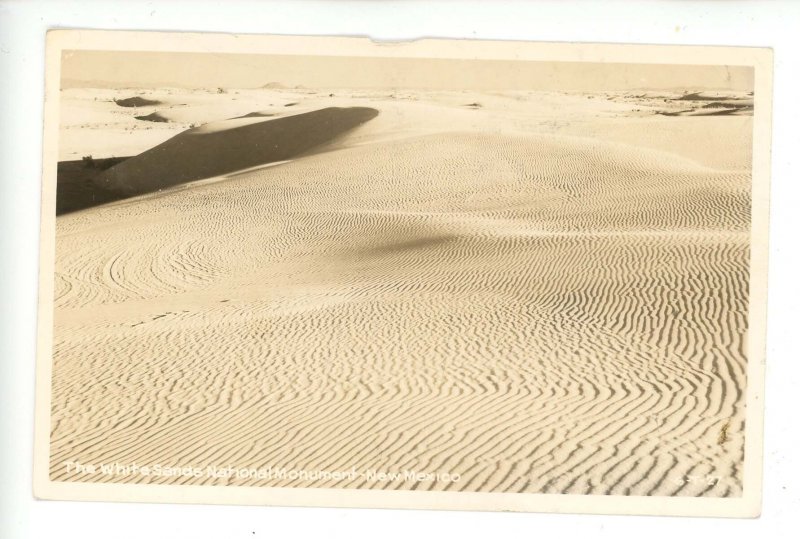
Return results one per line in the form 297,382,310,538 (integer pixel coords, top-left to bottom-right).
676,91,752,101
114,96,162,107
609,90,754,118
134,111,170,123
51,86,751,497
230,111,277,119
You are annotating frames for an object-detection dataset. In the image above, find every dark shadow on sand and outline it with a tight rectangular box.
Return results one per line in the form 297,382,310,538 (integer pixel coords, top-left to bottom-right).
134,112,170,122
114,96,162,107
57,107,379,215
56,157,132,215
99,106,379,196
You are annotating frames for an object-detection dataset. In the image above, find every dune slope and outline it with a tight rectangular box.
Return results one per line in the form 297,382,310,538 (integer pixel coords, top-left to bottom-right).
98,106,378,196
51,116,750,497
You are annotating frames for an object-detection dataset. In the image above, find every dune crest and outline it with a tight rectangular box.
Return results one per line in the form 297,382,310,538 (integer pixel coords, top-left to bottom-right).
98,106,379,196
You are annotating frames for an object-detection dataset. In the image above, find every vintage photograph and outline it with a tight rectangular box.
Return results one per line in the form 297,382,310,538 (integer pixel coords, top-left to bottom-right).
34,31,771,516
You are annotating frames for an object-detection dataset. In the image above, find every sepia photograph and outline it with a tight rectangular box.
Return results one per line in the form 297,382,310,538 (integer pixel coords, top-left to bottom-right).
33,30,772,517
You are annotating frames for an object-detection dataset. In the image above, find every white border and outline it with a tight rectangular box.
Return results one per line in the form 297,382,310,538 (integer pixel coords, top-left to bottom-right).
4,3,799,538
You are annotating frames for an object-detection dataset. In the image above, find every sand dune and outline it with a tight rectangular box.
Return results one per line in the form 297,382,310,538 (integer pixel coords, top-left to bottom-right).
134,111,171,123
231,111,277,119
606,89,754,118
51,87,751,497
114,96,162,107
98,107,378,196
57,87,311,161
676,91,752,101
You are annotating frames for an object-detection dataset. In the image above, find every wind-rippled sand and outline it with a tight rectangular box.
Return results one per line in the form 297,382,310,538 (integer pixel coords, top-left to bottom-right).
50,88,751,496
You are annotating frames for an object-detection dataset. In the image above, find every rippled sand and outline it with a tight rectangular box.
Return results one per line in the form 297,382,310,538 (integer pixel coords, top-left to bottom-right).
50,87,751,496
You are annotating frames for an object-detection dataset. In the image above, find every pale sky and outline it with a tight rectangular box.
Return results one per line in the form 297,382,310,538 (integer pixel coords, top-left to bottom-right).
61,50,754,92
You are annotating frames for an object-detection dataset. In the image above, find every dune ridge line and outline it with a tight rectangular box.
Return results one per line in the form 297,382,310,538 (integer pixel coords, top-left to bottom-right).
98,106,379,196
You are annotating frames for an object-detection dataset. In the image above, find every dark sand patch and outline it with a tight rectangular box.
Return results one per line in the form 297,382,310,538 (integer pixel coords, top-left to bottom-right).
134,112,170,123
114,96,162,108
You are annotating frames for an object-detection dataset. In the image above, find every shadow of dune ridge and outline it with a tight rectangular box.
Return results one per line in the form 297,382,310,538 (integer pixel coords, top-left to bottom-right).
56,156,132,215
96,106,379,197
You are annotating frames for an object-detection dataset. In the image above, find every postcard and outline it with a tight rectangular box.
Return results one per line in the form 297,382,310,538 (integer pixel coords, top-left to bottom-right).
34,30,772,516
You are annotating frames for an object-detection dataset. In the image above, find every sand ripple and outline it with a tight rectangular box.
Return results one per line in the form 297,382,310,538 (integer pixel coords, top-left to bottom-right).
51,127,750,496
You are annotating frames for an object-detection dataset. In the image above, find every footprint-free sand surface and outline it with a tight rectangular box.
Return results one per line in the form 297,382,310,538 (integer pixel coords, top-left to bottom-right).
50,87,751,496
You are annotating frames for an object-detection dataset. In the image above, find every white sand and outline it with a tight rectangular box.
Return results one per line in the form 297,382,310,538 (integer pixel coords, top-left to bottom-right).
50,87,751,496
